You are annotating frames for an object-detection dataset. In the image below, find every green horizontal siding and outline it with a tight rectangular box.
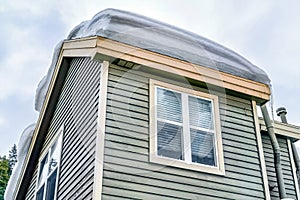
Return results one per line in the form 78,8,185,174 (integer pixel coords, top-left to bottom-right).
102,63,265,199
262,133,297,199
25,57,102,200
24,165,38,200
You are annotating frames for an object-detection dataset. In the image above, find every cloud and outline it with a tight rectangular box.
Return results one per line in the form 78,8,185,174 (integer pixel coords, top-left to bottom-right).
193,1,300,126
0,0,69,155
0,3,68,101
0,115,6,127
0,94,39,155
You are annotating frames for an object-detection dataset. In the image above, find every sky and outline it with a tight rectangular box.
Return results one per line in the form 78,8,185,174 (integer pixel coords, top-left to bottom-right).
0,0,300,156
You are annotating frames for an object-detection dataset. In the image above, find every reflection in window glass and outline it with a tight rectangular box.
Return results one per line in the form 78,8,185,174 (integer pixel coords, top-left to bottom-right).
46,169,58,200
49,138,62,175
157,87,182,123
157,121,183,160
36,185,44,200
38,154,48,187
190,129,215,166
189,96,213,130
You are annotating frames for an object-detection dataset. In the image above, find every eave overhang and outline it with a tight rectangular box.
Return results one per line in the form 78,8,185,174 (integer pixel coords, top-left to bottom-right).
259,117,300,140
63,36,271,103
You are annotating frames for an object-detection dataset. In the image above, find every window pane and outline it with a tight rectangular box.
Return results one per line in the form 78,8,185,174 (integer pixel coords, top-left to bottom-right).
38,154,48,187
36,185,44,200
49,137,62,175
190,129,215,166
46,169,58,200
157,87,182,123
189,96,213,130
157,121,183,160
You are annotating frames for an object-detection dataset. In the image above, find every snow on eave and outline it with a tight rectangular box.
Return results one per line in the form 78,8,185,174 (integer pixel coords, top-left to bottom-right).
66,8,271,85
35,41,64,112
34,8,271,112
4,124,36,200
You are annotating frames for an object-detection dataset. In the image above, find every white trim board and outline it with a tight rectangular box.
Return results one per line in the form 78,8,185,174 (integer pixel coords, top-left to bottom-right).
93,60,109,200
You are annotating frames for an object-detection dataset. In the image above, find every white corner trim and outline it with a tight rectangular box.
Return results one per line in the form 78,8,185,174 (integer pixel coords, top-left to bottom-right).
287,139,300,200
93,60,109,200
252,100,270,200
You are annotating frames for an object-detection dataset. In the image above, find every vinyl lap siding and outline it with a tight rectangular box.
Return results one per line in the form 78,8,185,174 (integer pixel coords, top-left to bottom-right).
102,63,265,199
25,57,102,199
25,165,38,200
262,133,297,199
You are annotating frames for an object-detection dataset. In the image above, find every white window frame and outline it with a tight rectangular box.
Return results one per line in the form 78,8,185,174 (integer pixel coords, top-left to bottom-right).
150,79,225,175
35,125,64,200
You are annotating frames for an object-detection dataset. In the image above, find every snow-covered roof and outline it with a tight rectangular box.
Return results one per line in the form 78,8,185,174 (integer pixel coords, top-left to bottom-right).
35,8,271,112
68,8,270,85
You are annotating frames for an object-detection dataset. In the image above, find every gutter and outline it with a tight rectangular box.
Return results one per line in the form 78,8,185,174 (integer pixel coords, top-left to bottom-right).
260,104,288,199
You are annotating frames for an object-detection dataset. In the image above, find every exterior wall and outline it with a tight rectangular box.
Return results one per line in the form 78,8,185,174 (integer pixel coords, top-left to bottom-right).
262,133,297,199
24,165,38,199
101,62,266,199
25,57,102,199
22,56,298,199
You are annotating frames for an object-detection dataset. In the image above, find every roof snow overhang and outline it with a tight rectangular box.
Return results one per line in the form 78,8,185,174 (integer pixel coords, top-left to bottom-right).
67,9,271,87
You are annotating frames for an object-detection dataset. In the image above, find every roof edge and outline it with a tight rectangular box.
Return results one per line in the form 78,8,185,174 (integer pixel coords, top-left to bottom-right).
259,117,300,140
67,8,271,86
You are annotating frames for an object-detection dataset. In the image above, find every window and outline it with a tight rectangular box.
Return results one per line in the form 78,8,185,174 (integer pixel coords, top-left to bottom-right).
150,80,225,175
36,128,63,200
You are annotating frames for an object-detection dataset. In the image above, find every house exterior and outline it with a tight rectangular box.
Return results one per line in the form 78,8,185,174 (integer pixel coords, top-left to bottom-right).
12,9,300,200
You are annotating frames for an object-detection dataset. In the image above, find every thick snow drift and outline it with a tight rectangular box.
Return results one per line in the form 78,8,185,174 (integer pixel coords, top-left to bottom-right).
4,124,35,200
35,8,271,112
35,41,63,112
68,8,271,85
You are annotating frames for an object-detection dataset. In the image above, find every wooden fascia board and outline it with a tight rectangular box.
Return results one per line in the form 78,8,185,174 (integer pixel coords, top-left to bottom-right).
95,37,270,101
63,36,98,49
61,36,271,101
259,118,300,139
62,37,98,57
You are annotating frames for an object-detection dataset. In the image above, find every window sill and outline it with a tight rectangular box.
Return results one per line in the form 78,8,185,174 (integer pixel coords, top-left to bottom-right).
149,155,226,176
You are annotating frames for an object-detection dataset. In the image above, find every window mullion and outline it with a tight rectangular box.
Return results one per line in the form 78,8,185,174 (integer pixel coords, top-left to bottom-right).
189,125,214,133
157,118,183,127
182,93,191,162
43,153,50,200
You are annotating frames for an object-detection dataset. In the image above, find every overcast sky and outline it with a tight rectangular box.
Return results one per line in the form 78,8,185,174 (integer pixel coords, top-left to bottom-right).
1,0,300,156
